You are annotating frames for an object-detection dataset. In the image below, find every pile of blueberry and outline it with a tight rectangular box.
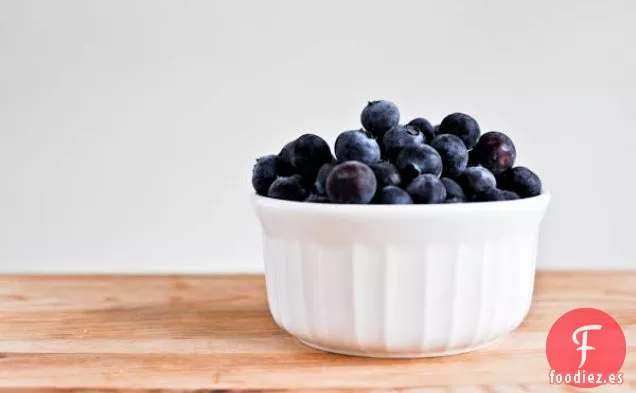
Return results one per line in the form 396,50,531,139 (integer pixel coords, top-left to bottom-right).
252,100,542,204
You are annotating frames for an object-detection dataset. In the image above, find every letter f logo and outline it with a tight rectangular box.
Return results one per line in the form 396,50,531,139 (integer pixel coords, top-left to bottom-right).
572,324,602,368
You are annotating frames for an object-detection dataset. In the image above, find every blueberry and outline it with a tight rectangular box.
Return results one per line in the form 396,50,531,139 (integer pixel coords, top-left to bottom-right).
471,131,516,175
433,124,440,134
267,174,308,201
502,190,520,200
430,134,469,177
471,187,505,202
472,187,520,202
438,113,481,149
468,148,478,167
440,177,466,202
406,118,435,142
278,140,296,169
326,161,377,204
252,154,293,195
360,100,400,139
445,197,465,204
456,166,496,196
376,185,413,204
252,155,281,196
291,134,334,181
498,166,542,198
370,161,401,189
335,129,381,165
395,144,443,183
406,174,447,204
314,162,336,195
382,125,426,161
305,193,330,203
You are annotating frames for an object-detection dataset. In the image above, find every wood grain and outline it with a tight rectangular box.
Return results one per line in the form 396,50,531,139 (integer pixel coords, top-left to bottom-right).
0,272,634,392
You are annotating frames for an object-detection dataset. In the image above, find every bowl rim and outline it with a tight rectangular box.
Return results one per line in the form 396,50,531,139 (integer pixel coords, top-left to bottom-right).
251,189,551,216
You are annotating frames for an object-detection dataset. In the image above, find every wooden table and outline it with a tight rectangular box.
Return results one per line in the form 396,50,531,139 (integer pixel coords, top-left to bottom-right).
0,272,633,392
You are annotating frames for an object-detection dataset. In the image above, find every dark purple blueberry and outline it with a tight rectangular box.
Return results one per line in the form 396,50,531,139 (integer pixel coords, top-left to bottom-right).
438,112,481,149
395,144,443,183
267,174,308,201
406,174,447,204
370,161,401,189
430,134,469,177
471,131,516,175
456,166,496,196
498,166,542,198
440,177,466,202
406,117,435,142
501,190,520,200
382,125,426,161
472,187,520,202
278,140,296,169
335,129,381,165
471,187,504,202
468,148,479,167
252,155,281,196
360,100,400,139
305,194,330,203
291,134,334,182
375,185,413,204
326,161,377,204
314,162,336,195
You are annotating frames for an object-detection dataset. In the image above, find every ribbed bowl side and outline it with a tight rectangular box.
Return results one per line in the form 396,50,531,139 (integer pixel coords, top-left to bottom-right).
262,229,539,357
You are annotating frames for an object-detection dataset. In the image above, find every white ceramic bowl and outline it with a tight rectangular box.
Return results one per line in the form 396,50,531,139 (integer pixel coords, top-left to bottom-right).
252,191,550,358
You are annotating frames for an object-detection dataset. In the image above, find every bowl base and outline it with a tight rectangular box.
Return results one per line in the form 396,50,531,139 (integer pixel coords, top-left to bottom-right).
298,336,504,358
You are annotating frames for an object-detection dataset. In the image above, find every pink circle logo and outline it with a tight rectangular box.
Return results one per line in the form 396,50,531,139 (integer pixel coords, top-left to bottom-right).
546,308,626,388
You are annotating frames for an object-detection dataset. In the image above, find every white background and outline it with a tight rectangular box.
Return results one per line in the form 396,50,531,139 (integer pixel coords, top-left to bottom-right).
1,0,635,272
